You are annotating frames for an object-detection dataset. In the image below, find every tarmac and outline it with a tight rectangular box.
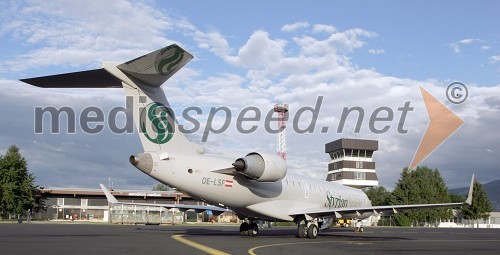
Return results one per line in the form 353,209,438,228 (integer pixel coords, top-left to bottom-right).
0,222,499,255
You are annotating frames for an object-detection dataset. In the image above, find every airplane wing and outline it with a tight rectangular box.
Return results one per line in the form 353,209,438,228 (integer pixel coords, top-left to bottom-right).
99,184,230,215
289,175,474,219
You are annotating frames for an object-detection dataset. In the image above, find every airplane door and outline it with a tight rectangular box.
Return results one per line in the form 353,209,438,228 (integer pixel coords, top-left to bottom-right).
302,180,309,199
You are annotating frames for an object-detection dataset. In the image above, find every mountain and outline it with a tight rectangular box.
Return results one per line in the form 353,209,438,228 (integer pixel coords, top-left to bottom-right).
449,179,500,212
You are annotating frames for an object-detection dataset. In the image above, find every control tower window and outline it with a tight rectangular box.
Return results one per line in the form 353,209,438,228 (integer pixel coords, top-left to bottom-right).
366,151,373,158
355,172,366,180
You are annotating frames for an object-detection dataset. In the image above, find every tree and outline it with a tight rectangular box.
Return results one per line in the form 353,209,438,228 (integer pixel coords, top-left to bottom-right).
390,166,452,226
448,193,466,211
449,193,465,203
0,145,38,219
153,183,172,191
461,181,492,228
363,186,391,206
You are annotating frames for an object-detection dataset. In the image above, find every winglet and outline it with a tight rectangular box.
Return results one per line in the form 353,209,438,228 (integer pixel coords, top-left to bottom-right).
465,175,475,206
99,184,119,204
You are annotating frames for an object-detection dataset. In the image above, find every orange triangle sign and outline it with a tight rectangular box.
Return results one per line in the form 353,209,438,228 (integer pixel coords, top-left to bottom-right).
409,86,464,170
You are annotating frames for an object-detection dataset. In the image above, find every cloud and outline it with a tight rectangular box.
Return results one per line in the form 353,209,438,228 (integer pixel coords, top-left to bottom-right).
189,28,233,60
312,24,336,34
225,30,287,69
457,38,477,44
294,28,377,56
0,0,175,72
168,27,498,189
281,22,310,32
368,49,385,54
489,55,500,64
449,38,479,54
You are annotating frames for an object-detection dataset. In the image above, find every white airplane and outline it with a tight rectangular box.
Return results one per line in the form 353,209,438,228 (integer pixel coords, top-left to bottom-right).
21,44,474,239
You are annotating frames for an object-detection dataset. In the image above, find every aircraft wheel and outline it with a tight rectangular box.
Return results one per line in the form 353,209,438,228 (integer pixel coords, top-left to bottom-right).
240,222,250,236
307,224,318,239
297,223,308,238
248,222,259,237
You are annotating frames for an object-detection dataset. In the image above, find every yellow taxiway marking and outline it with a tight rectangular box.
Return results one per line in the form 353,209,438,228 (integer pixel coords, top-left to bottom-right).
248,239,500,255
171,234,231,255
248,240,371,255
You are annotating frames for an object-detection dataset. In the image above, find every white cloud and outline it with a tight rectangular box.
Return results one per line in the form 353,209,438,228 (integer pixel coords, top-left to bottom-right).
281,21,310,32
449,38,479,54
0,0,175,72
175,18,237,63
312,24,336,34
489,55,500,64
368,49,385,54
457,38,477,44
294,28,377,56
225,30,287,69
194,31,233,59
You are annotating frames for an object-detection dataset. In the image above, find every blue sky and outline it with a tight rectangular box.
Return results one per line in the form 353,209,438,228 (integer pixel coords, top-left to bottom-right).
0,0,499,190
170,1,499,85
2,1,498,84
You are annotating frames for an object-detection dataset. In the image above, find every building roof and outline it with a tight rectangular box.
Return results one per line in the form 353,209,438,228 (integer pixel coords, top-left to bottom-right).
325,138,378,153
39,187,190,199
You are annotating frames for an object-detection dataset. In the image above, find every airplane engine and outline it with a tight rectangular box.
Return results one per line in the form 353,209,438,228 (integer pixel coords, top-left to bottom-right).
232,152,287,182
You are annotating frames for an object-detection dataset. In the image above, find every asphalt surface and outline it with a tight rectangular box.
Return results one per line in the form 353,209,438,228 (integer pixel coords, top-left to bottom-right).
0,222,499,255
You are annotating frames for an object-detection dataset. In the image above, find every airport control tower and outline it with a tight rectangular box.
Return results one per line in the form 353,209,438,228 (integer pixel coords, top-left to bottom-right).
325,138,379,188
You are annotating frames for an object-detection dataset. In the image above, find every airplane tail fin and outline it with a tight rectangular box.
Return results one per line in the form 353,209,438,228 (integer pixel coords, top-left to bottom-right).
103,45,200,155
21,44,203,156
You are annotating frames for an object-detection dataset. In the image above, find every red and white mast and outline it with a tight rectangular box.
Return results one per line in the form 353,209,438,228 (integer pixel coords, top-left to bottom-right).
274,103,289,160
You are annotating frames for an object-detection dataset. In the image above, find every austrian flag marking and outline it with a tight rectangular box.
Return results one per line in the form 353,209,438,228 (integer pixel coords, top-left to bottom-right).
225,180,233,187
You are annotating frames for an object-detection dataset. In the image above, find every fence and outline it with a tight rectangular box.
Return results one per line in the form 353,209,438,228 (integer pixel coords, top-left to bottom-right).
110,204,184,224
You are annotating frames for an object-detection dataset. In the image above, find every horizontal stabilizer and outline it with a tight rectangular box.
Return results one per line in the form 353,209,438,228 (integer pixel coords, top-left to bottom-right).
20,69,122,88
20,44,192,88
117,44,193,87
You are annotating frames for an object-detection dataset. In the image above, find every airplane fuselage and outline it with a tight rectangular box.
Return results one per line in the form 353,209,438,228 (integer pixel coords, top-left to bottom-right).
142,153,372,221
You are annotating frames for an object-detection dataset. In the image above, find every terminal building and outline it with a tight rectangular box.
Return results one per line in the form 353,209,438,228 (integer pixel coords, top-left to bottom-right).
35,187,236,224
325,138,379,188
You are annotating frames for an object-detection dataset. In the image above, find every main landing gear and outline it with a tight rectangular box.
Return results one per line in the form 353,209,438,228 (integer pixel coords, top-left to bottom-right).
240,221,259,237
297,220,319,239
239,219,319,239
